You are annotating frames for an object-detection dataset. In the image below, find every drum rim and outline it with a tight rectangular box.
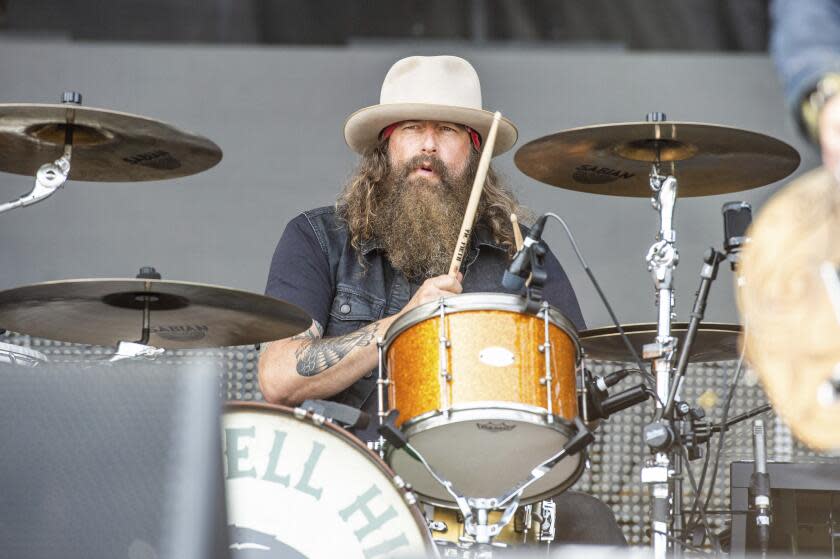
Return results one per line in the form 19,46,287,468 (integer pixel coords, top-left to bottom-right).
0,341,48,362
385,404,585,507
382,292,580,357
223,401,439,555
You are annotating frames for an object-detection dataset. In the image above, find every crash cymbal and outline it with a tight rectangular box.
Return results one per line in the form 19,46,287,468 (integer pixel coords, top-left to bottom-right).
579,322,741,363
514,121,800,197
0,279,310,349
0,103,222,181
737,167,840,451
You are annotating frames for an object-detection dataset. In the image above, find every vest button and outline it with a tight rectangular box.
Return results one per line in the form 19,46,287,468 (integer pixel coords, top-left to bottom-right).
339,303,351,314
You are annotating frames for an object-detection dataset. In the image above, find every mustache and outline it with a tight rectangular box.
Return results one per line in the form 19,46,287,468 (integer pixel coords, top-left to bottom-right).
396,154,450,181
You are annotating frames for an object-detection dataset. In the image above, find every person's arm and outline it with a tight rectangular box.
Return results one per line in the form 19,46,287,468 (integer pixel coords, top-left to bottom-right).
259,272,463,406
769,0,840,139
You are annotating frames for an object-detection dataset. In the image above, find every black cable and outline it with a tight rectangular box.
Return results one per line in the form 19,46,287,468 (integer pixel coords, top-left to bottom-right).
680,445,721,554
686,439,713,534
650,530,715,555
612,367,656,389
698,347,747,542
544,212,653,382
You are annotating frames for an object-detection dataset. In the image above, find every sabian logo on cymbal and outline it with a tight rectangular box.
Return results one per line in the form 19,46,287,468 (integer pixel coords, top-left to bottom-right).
123,150,181,170
152,324,208,342
573,164,635,184
476,421,516,432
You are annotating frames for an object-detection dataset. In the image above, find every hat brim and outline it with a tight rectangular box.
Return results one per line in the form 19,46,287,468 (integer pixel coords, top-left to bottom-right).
344,103,518,156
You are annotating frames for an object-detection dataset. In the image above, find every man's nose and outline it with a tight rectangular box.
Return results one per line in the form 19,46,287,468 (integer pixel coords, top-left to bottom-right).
420,127,438,153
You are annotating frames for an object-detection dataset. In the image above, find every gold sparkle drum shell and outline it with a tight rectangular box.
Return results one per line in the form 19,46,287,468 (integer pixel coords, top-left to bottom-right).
382,293,583,507
223,403,437,558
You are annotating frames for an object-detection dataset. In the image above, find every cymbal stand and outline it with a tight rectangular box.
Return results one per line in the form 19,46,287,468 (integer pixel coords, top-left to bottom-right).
0,92,81,215
110,267,166,362
641,148,681,559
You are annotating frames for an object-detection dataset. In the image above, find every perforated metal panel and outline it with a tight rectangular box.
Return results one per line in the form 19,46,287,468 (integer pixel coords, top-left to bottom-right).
3,331,839,549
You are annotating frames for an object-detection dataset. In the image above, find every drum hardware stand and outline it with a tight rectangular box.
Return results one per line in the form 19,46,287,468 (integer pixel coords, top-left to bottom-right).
0,92,81,216
643,202,754,553
110,266,166,362
639,112,682,559
378,412,592,546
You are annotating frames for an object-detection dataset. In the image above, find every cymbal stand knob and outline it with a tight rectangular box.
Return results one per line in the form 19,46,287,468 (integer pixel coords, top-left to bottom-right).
61,91,82,105
136,266,162,280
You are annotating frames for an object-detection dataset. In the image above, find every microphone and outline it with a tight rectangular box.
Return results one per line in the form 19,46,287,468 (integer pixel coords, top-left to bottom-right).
722,201,752,270
502,214,549,290
751,419,771,556
580,369,648,421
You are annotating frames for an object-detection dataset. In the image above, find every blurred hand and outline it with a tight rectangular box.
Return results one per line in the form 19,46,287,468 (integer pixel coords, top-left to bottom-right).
819,95,840,178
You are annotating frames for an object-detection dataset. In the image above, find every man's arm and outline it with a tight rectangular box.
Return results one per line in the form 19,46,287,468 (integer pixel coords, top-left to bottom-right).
258,274,462,406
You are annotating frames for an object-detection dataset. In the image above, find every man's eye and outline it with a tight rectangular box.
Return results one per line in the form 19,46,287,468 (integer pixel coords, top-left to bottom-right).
441,126,457,133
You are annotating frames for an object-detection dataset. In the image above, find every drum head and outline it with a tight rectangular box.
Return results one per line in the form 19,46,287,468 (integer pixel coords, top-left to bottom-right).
223,403,435,558
387,406,584,507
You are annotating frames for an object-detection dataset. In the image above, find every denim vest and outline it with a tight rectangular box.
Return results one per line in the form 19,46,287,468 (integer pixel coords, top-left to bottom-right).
301,206,531,438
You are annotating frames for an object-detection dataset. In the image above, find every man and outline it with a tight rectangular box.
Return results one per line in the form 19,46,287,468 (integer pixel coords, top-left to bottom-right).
770,0,840,177
258,55,624,546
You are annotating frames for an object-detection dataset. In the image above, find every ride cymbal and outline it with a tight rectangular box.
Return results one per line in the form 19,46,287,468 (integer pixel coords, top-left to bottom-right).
737,167,840,451
0,103,222,181
0,279,310,349
515,121,800,197
579,322,741,363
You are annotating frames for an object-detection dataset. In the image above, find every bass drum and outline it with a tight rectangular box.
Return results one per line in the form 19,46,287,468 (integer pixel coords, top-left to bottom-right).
223,403,436,559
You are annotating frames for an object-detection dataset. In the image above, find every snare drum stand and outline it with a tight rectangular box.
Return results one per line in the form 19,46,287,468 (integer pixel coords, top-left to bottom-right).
0,92,81,216
639,115,682,559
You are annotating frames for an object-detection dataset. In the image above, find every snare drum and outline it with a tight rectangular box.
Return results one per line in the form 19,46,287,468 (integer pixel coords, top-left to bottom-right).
0,341,48,367
380,293,584,507
223,403,436,559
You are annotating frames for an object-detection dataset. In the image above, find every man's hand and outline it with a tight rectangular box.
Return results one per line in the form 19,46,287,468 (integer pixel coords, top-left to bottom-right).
400,272,463,315
820,95,840,177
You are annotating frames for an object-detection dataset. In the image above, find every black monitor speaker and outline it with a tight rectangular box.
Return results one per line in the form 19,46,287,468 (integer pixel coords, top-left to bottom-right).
0,360,229,559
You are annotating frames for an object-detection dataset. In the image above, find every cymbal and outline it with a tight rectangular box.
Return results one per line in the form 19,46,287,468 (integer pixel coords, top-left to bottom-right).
0,279,311,349
0,103,222,181
737,167,840,450
579,322,741,363
514,121,800,197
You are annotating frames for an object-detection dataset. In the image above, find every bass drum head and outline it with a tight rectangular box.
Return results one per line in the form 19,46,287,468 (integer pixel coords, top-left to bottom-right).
386,406,584,507
223,403,436,559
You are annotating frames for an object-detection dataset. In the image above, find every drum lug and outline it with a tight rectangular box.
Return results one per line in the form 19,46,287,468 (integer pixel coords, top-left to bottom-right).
292,407,307,419
428,520,448,533
310,412,326,426
539,301,555,418
537,499,557,542
438,298,452,413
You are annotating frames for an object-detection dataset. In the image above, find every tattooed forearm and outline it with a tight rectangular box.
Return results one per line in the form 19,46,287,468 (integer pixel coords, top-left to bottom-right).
294,322,379,377
291,320,324,341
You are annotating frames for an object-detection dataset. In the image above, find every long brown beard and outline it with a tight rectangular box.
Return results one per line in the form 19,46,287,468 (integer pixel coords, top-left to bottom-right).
369,154,473,279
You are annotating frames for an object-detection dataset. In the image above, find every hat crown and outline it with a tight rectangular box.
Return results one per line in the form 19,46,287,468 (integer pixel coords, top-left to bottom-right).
379,55,483,110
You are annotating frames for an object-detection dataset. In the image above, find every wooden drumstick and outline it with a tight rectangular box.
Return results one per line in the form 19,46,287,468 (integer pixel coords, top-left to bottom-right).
448,111,503,277
510,213,524,251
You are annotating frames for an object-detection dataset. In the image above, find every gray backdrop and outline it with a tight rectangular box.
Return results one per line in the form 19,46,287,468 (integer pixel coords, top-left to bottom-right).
0,38,820,330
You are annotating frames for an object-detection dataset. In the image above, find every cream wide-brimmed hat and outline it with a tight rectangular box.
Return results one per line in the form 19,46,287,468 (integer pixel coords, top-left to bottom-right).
344,55,518,156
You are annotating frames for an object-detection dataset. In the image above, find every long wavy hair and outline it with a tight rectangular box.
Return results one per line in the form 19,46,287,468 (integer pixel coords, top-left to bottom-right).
336,141,525,259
